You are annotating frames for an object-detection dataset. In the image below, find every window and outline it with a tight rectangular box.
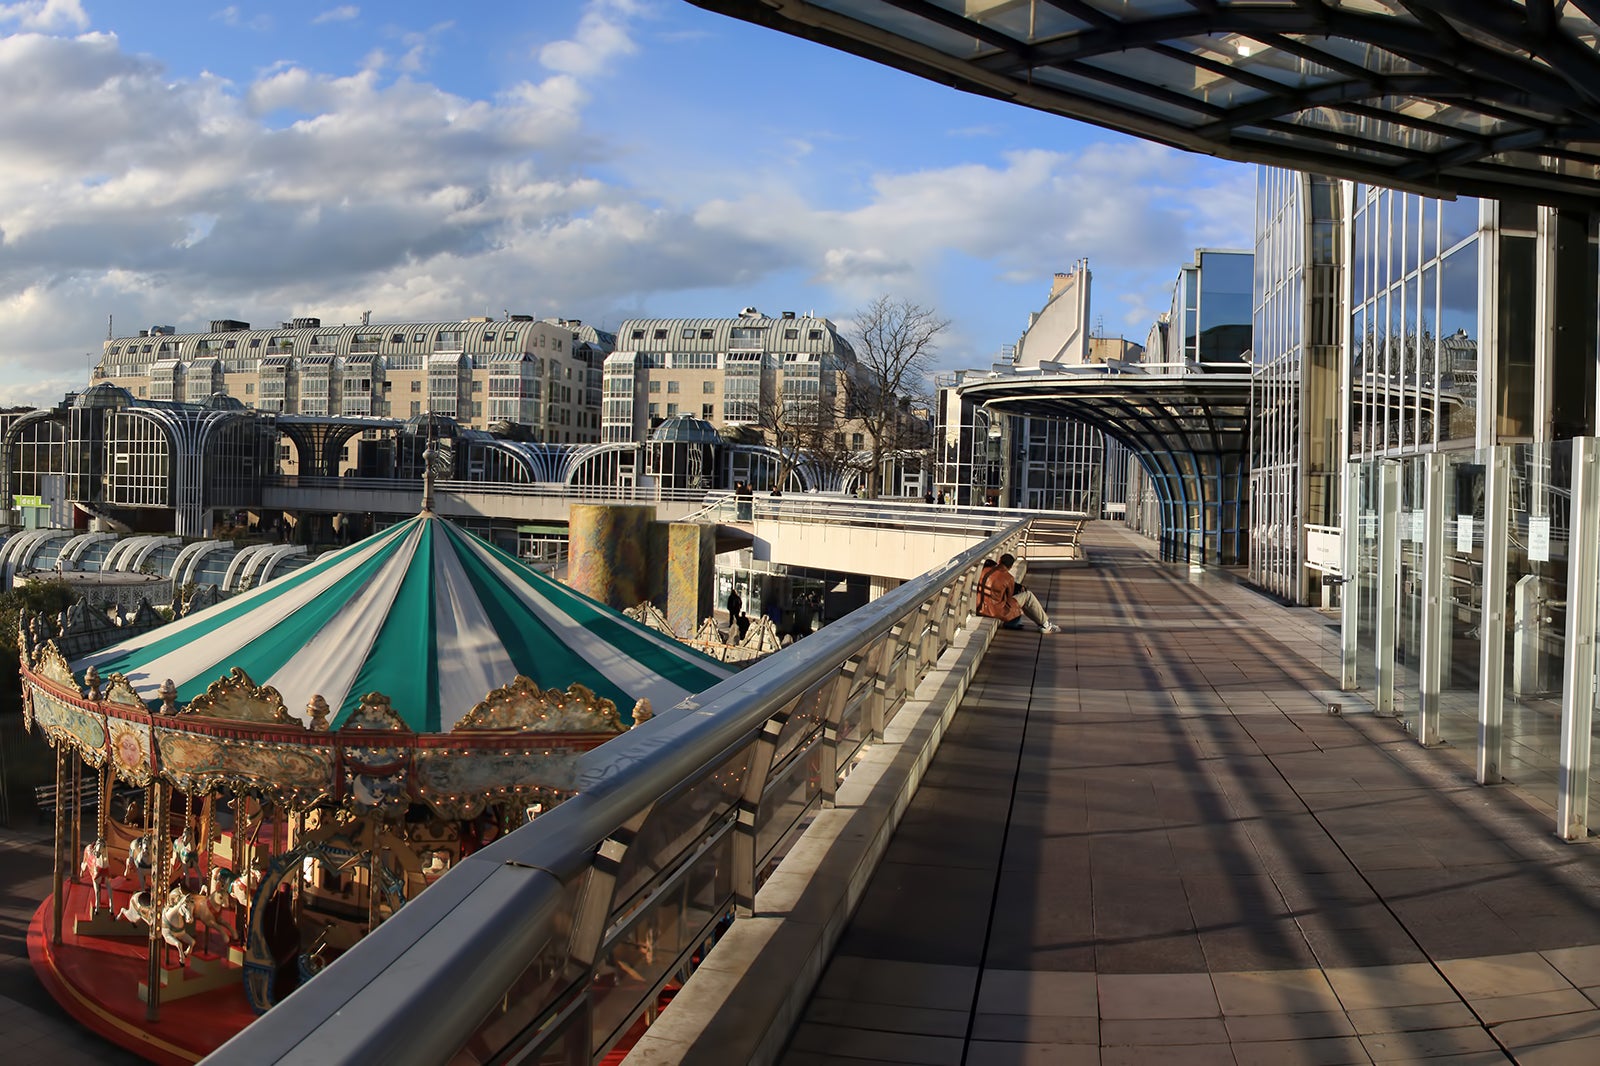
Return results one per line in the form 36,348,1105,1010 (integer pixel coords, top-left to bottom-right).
249,339,261,348
700,329,713,339
667,403,678,416
648,403,660,418
411,401,422,415
648,380,661,393
653,328,667,339
245,383,254,395
667,380,680,394
682,328,697,339
851,433,863,450
784,328,798,339
472,380,483,392
504,332,516,344
414,333,426,342
108,346,120,355
224,339,236,349
392,333,405,343
702,403,715,418
808,330,823,340
703,380,716,393
411,380,422,393
484,332,496,342
631,329,645,339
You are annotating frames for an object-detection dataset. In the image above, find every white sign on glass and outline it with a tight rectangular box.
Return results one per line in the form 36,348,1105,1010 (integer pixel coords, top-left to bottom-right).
1456,515,1473,553
1529,516,1551,562
1410,510,1426,542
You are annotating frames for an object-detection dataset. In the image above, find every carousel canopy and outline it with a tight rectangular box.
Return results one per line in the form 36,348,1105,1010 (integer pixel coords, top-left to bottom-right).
77,514,733,730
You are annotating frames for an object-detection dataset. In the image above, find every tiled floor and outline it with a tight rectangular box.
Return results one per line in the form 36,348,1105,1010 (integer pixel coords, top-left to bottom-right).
780,525,1600,1066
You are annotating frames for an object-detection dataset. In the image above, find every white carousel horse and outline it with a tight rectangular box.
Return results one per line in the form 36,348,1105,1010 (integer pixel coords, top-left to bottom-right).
124,833,154,889
79,838,113,912
159,889,196,966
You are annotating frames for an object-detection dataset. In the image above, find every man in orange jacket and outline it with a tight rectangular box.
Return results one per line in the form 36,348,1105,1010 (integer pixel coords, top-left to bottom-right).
977,553,1059,633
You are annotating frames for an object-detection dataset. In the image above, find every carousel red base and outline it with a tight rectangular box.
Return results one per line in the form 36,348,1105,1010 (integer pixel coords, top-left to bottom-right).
27,878,258,1065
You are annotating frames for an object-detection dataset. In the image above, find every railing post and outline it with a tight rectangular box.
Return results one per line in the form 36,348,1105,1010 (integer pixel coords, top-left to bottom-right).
1557,437,1599,841
864,635,891,740
1478,446,1510,784
1341,461,1360,691
1375,461,1400,717
819,665,854,808
732,704,785,915
1418,452,1446,746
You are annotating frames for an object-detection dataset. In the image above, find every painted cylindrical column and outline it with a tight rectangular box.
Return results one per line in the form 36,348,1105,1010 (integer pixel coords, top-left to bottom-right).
568,504,653,609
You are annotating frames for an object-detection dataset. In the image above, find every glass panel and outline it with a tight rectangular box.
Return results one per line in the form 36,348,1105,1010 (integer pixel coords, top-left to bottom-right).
1438,240,1480,443
1439,451,1487,751
1497,235,1537,438
1502,441,1571,806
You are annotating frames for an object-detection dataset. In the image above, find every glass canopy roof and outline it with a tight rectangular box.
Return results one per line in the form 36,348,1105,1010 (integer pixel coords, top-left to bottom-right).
691,0,1600,205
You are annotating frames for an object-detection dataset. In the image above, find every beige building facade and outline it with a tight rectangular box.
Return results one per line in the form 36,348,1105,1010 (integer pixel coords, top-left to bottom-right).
94,315,607,444
603,308,856,444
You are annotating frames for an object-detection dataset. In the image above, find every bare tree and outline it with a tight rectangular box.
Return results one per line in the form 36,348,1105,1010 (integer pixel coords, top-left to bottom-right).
844,296,948,497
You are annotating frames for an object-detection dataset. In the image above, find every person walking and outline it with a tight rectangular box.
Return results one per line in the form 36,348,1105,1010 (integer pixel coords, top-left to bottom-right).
976,553,1059,633
727,586,743,626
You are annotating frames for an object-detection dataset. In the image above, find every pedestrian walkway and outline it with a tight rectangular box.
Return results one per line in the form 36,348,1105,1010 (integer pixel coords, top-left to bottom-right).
781,524,1600,1066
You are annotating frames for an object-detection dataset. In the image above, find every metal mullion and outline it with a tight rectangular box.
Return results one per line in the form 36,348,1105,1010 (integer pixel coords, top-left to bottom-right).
1557,437,1600,841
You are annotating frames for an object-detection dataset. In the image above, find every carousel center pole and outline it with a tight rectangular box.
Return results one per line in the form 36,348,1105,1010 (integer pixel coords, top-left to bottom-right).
145,777,169,1021
50,745,67,945
69,757,82,886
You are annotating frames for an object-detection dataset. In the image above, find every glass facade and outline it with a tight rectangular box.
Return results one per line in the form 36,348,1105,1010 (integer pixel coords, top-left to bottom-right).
1349,187,1481,457
1250,170,1341,602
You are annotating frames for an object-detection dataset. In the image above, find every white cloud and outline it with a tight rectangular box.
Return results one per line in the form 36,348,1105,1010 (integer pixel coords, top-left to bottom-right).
213,5,271,31
312,5,358,25
0,0,86,32
0,7,1254,404
538,0,643,77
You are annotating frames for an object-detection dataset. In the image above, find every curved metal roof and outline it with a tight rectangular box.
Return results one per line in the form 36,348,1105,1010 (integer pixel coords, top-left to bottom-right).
693,0,1600,206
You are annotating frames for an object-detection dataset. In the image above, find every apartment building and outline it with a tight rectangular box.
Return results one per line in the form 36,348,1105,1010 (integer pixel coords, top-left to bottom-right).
603,308,855,444
94,315,608,443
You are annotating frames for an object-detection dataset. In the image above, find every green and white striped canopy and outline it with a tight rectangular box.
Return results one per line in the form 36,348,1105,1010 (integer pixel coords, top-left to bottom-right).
78,514,733,731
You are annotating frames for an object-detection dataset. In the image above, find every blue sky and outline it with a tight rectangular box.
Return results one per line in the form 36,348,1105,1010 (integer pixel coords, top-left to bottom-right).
0,0,1255,405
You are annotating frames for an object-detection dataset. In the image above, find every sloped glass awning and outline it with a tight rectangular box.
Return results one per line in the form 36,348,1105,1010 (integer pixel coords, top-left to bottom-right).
691,0,1600,206
959,367,1252,565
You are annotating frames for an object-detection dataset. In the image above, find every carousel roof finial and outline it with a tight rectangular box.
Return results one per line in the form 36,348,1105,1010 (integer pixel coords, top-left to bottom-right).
420,410,436,515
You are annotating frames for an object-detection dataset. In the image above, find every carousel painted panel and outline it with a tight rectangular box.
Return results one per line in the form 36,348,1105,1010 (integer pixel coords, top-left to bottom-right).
27,682,110,764
413,746,581,818
153,727,335,805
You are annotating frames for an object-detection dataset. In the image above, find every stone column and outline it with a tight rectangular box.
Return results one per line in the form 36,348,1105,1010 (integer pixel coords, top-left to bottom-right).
568,504,653,609
664,522,716,637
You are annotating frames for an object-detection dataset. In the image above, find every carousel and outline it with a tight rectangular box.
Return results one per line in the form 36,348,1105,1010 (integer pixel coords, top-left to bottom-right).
20,501,734,1064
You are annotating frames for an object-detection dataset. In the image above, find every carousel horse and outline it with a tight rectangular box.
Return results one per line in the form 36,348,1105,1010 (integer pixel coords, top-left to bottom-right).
79,838,113,913
171,828,200,888
118,888,156,928
124,833,154,890
192,868,238,945
159,888,197,966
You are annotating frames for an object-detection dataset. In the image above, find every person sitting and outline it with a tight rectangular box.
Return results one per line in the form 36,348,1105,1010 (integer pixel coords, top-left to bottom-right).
977,553,1059,633
735,612,751,641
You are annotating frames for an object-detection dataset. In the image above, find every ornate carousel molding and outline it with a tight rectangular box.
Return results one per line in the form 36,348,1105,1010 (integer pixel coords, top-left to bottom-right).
454,677,625,734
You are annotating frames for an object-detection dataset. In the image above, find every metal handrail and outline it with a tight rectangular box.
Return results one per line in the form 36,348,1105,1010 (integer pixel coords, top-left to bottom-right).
206,518,1028,1066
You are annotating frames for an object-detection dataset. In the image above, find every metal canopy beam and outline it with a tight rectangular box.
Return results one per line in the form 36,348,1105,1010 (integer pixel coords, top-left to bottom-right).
691,0,1600,206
